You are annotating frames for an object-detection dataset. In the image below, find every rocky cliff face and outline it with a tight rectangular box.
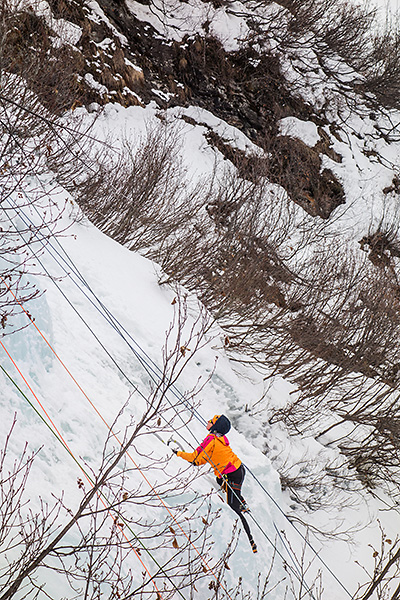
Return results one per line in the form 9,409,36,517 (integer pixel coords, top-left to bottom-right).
37,0,346,217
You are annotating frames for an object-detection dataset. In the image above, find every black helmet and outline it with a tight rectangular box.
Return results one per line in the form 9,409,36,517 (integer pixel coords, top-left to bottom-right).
209,414,231,435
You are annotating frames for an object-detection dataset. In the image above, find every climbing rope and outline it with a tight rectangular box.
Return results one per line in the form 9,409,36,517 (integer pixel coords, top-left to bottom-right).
0,233,317,600
0,273,237,600
1,171,354,599
0,347,169,600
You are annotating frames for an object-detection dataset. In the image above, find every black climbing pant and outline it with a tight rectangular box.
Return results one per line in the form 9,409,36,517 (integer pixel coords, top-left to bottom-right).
216,464,253,543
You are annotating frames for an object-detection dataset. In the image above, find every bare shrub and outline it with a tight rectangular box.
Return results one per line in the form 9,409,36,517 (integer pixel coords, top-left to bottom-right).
157,146,342,314
267,242,400,403
253,0,400,110
0,0,86,114
278,454,361,518
259,0,376,62
314,1,377,66
336,410,400,491
354,524,400,600
65,120,203,252
361,26,400,110
0,0,104,334
0,299,230,600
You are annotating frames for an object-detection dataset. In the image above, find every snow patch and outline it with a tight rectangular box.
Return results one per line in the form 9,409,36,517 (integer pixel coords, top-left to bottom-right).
279,116,320,147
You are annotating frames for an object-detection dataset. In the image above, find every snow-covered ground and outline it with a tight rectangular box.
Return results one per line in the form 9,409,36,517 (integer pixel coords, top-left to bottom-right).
1,93,400,599
0,171,302,597
371,0,400,17
3,0,400,597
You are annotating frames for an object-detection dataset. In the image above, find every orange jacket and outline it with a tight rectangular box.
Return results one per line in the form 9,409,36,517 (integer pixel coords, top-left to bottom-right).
177,433,241,477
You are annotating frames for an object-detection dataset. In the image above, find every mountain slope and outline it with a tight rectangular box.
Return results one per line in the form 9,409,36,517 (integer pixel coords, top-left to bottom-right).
2,0,400,598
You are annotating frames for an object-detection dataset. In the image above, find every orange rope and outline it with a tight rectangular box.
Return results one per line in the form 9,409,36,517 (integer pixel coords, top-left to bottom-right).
1,275,234,598
0,338,163,598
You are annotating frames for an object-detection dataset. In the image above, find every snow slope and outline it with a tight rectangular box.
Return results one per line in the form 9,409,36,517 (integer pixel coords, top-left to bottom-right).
0,179,297,598
2,95,400,600
2,0,400,595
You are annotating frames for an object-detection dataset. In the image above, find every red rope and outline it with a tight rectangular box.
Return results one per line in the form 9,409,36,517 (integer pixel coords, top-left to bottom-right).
1,276,234,598
0,337,163,598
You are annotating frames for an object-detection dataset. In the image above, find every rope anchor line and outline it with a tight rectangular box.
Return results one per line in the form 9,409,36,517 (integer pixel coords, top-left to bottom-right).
0,191,354,599
0,355,168,600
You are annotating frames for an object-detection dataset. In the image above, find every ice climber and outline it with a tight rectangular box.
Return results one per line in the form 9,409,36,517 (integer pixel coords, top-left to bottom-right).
173,414,257,553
